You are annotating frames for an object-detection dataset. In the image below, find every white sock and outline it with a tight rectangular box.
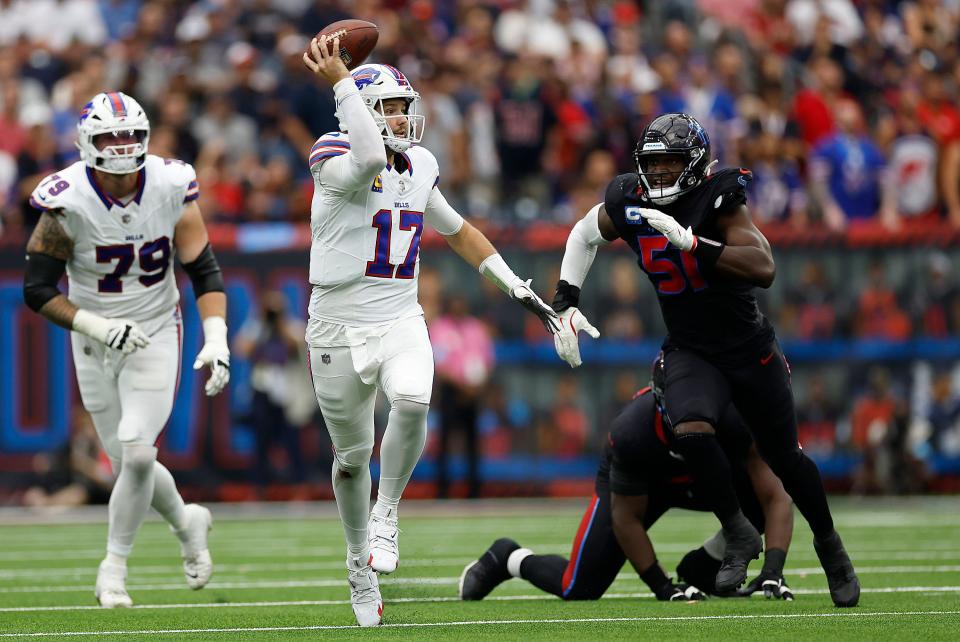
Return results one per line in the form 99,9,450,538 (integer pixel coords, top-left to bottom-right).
106,444,157,557
376,399,428,512
507,548,533,578
151,462,188,540
105,551,127,568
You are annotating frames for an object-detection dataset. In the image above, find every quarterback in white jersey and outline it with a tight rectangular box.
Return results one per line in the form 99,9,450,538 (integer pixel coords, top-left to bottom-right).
23,91,230,608
302,36,559,627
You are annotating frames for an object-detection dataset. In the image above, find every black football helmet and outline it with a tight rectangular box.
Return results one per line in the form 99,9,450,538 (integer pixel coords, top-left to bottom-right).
634,113,713,204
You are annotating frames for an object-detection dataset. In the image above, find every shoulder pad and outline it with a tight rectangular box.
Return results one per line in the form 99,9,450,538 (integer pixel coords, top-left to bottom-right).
309,132,351,171
153,156,199,203
29,169,78,214
399,145,437,179
155,156,197,187
604,173,641,209
703,167,752,215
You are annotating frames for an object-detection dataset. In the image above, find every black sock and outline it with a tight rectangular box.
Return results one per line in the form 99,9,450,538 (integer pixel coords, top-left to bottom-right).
672,431,742,525
770,451,835,538
762,548,787,576
519,554,568,597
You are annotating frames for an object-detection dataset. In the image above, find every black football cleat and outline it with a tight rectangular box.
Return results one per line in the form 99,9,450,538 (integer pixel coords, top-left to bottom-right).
715,522,762,593
814,531,860,607
458,538,519,601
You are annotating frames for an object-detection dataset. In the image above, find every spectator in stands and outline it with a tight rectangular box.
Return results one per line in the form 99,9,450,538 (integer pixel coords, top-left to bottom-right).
23,407,112,507
432,295,495,499
779,260,840,340
743,123,807,225
915,68,960,227
854,259,911,340
598,257,646,340
850,367,904,494
796,373,840,456
537,374,589,459
927,369,960,456
234,291,311,493
882,94,940,222
912,252,960,338
809,99,896,229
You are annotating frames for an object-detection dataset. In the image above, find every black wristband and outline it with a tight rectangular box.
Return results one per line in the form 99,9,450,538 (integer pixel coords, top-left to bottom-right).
552,280,580,313
639,561,670,594
762,548,787,576
692,236,724,270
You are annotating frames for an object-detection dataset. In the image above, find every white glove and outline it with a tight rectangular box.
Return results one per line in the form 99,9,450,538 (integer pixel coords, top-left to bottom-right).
641,209,695,252
72,309,150,355
511,280,561,334
552,307,600,368
193,316,230,396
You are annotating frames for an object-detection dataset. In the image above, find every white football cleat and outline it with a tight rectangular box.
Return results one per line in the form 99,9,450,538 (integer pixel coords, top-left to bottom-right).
368,509,399,574
179,504,213,589
348,562,383,627
94,559,132,608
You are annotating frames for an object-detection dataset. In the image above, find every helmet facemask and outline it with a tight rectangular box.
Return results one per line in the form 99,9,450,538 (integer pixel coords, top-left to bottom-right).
89,129,149,174
367,95,424,153
636,147,706,205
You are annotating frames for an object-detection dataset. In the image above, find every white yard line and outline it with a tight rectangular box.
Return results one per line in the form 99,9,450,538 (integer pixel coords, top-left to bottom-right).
4,566,960,593
2,587,960,613
3,610,959,637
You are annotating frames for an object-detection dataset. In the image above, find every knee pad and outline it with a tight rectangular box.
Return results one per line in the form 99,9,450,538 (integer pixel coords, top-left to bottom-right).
390,399,429,424
334,441,374,473
120,443,158,477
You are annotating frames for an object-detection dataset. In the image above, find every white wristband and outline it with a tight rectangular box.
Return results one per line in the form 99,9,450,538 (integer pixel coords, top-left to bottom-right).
202,316,227,344
478,253,523,295
72,309,110,343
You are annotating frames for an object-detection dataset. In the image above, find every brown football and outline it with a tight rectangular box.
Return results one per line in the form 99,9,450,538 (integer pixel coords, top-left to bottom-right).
315,19,379,70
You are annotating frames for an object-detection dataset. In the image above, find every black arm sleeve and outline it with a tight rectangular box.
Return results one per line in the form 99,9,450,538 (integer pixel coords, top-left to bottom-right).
180,243,224,297
23,252,66,312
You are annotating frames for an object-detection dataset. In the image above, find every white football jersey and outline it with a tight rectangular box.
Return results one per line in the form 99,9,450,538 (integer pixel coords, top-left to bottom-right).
30,155,198,333
308,132,456,327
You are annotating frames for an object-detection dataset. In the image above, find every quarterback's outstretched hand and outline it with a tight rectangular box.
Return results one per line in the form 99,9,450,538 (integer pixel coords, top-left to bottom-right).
194,316,230,396
302,35,351,86
72,310,150,355
641,209,695,252
553,307,600,368
511,280,561,335
737,571,794,600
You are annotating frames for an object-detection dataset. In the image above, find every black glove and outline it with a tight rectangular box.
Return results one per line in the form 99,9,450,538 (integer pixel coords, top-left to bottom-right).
737,570,794,600
655,581,706,602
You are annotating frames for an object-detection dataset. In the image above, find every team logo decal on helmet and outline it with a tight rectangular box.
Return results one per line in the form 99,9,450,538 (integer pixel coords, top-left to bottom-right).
336,64,425,153
634,113,714,205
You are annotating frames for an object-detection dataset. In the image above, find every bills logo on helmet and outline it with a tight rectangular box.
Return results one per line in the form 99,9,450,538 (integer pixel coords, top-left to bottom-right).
352,68,381,90
79,102,94,123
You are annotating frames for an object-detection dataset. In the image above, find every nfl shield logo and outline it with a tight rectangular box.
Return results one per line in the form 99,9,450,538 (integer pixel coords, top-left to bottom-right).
121,214,131,224
321,353,331,365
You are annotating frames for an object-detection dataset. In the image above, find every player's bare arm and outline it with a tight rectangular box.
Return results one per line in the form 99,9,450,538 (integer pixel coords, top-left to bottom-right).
551,203,616,367
711,205,776,288
175,200,230,396
24,211,77,329
611,492,704,601
441,219,559,333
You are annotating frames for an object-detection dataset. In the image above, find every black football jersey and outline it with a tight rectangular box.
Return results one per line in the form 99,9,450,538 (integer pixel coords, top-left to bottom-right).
603,167,774,357
603,389,753,496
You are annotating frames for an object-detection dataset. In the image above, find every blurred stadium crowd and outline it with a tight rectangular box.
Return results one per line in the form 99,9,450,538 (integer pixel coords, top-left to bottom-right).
1,0,960,497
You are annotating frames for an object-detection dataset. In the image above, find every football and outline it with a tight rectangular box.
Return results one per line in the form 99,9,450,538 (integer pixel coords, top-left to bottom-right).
315,19,379,70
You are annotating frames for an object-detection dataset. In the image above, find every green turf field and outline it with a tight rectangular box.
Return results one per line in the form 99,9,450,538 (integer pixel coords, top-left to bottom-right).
1,497,958,640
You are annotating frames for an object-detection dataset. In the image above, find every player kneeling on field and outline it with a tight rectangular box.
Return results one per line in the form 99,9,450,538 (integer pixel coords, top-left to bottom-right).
460,372,794,602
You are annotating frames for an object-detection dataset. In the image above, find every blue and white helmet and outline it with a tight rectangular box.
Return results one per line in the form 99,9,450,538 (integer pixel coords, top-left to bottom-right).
76,92,150,175
336,64,424,153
